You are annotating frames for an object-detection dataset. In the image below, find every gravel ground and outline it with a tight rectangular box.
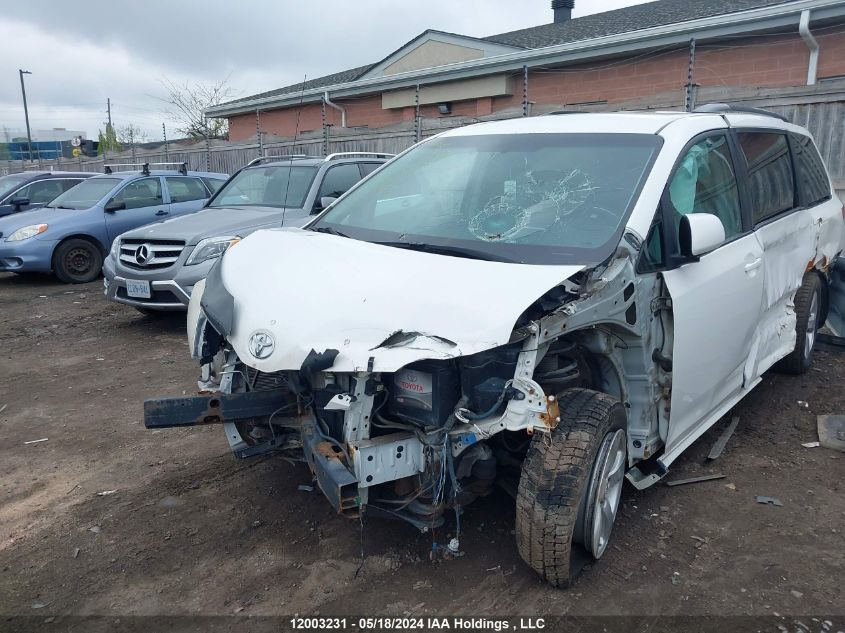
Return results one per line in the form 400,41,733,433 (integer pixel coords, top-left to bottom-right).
0,272,843,632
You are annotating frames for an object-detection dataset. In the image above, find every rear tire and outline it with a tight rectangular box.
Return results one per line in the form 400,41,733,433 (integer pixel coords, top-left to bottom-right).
516,388,626,588
777,273,822,375
53,238,103,284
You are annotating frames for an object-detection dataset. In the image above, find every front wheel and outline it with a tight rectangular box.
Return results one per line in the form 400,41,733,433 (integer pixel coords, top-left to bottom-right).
516,388,627,588
777,273,822,375
53,238,103,284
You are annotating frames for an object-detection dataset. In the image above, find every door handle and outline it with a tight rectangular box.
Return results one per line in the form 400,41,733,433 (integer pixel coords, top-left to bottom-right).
744,257,763,272
155,209,169,216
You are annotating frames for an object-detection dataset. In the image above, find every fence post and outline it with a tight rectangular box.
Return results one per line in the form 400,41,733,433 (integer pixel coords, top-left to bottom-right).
321,97,329,156
685,38,697,112
523,65,530,117
415,84,421,143
162,123,169,162
205,135,211,171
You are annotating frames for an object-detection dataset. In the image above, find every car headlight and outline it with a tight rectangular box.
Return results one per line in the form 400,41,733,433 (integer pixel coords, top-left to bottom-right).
185,236,240,266
6,224,48,242
110,239,119,258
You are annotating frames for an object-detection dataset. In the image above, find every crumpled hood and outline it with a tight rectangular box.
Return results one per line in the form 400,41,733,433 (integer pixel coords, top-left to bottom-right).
217,228,585,372
123,205,299,246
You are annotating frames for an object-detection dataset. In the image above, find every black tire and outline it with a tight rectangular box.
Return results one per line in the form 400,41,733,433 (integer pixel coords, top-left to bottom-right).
777,273,822,375
516,388,627,588
53,238,103,284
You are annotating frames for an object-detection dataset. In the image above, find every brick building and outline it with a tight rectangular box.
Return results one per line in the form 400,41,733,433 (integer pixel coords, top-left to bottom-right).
209,0,845,141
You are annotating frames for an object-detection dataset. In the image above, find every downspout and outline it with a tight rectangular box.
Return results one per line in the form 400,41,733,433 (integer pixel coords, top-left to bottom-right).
323,91,347,127
799,9,819,85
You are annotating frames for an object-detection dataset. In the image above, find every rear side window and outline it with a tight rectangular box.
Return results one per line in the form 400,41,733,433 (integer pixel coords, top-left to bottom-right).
202,177,225,194
165,177,208,203
790,133,831,207
318,164,362,200
737,132,796,224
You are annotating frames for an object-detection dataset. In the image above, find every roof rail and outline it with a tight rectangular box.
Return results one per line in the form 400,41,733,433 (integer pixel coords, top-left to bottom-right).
324,152,395,161
693,103,789,122
104,161,188,176
546,110,587,116
246,154,311,167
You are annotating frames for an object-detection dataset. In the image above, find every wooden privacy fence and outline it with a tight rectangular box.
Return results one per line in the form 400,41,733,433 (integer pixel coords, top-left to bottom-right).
4,81,845,188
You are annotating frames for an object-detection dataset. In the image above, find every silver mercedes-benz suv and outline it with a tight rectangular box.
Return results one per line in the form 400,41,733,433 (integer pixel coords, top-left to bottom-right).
102,153,391,313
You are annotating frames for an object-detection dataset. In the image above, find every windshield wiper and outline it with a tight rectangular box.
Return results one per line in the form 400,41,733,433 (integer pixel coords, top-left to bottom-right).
311,226,350,238
375,241,515,263
49,205,76,210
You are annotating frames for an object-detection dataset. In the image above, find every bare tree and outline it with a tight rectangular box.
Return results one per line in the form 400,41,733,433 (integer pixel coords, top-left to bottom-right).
158,76,238,139
116,123,148,145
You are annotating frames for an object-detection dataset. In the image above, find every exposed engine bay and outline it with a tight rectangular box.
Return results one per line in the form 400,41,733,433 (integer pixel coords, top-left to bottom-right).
147,240,669,536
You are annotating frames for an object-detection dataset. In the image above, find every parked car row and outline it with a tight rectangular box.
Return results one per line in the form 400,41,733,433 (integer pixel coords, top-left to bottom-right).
102,153,390,313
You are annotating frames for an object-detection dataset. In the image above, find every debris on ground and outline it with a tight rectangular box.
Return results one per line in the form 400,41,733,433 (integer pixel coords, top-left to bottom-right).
413,579,432,590
24,438,48,445
817,415,845,452
88,526,101,534
0,403,7,415
797,401,809,409
801,441,820,448
756,496,784,507
666,474,726,487
724,483,737,491
708,416,739,460
297,484,314,492
96,490,118,496
72,548,80,559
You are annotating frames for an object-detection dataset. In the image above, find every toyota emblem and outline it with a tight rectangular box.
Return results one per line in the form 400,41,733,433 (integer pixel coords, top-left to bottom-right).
248,330,275,359
135,244,152,265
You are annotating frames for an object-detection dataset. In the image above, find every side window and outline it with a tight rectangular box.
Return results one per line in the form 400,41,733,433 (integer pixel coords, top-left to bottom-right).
18,179,65,204
737,132,796,224
165,177,208,203
790,133,831,207
667,135,743,239
359,163,382,177
318,164,362,201
111,177,163,210
202,177,225,194
640,135,742,273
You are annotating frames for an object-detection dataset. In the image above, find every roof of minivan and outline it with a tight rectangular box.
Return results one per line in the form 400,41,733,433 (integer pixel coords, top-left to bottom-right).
443,112,710,137
89,170,227,180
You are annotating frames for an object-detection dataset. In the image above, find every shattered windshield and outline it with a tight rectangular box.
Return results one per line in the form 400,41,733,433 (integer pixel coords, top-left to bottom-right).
312,133,661,265
208,165,317,209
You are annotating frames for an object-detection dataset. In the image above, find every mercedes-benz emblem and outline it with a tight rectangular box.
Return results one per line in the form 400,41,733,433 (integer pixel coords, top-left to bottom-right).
135,244,152,265
248,330,275,359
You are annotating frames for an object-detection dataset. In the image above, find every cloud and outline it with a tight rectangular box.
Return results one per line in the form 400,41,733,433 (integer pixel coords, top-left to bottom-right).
0,0,651,140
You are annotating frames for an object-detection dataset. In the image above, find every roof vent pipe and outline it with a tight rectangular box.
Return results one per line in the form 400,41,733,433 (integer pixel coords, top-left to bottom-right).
324,91,347,127
799,9,819,85
552,0,575,23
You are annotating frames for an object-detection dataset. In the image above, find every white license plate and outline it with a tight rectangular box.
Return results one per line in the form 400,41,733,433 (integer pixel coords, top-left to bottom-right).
126,279,151,299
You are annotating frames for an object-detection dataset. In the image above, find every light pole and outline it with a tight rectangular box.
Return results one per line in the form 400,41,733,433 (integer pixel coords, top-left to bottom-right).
18,69,33,163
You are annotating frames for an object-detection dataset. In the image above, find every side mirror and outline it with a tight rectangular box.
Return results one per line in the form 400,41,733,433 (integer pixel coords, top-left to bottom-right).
318,196,337,210
10,197,29,208
679,213,726,258
104,199,126,212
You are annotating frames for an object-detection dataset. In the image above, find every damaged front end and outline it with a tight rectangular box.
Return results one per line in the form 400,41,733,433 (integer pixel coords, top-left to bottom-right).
146,227,661,530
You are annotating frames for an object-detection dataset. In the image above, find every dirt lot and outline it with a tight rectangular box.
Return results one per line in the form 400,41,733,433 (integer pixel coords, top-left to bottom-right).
0,272,843,630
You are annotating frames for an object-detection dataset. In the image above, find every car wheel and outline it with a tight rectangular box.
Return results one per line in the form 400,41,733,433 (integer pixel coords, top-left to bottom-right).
53,238,103,284
777,273,822,375
516,388,626,588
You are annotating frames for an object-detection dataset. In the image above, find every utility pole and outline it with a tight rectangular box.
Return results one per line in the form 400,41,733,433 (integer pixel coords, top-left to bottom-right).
19,69,33,163
103,98,113,161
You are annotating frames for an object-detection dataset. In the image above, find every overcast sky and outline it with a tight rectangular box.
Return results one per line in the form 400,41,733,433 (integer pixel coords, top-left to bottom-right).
0,0,652,140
